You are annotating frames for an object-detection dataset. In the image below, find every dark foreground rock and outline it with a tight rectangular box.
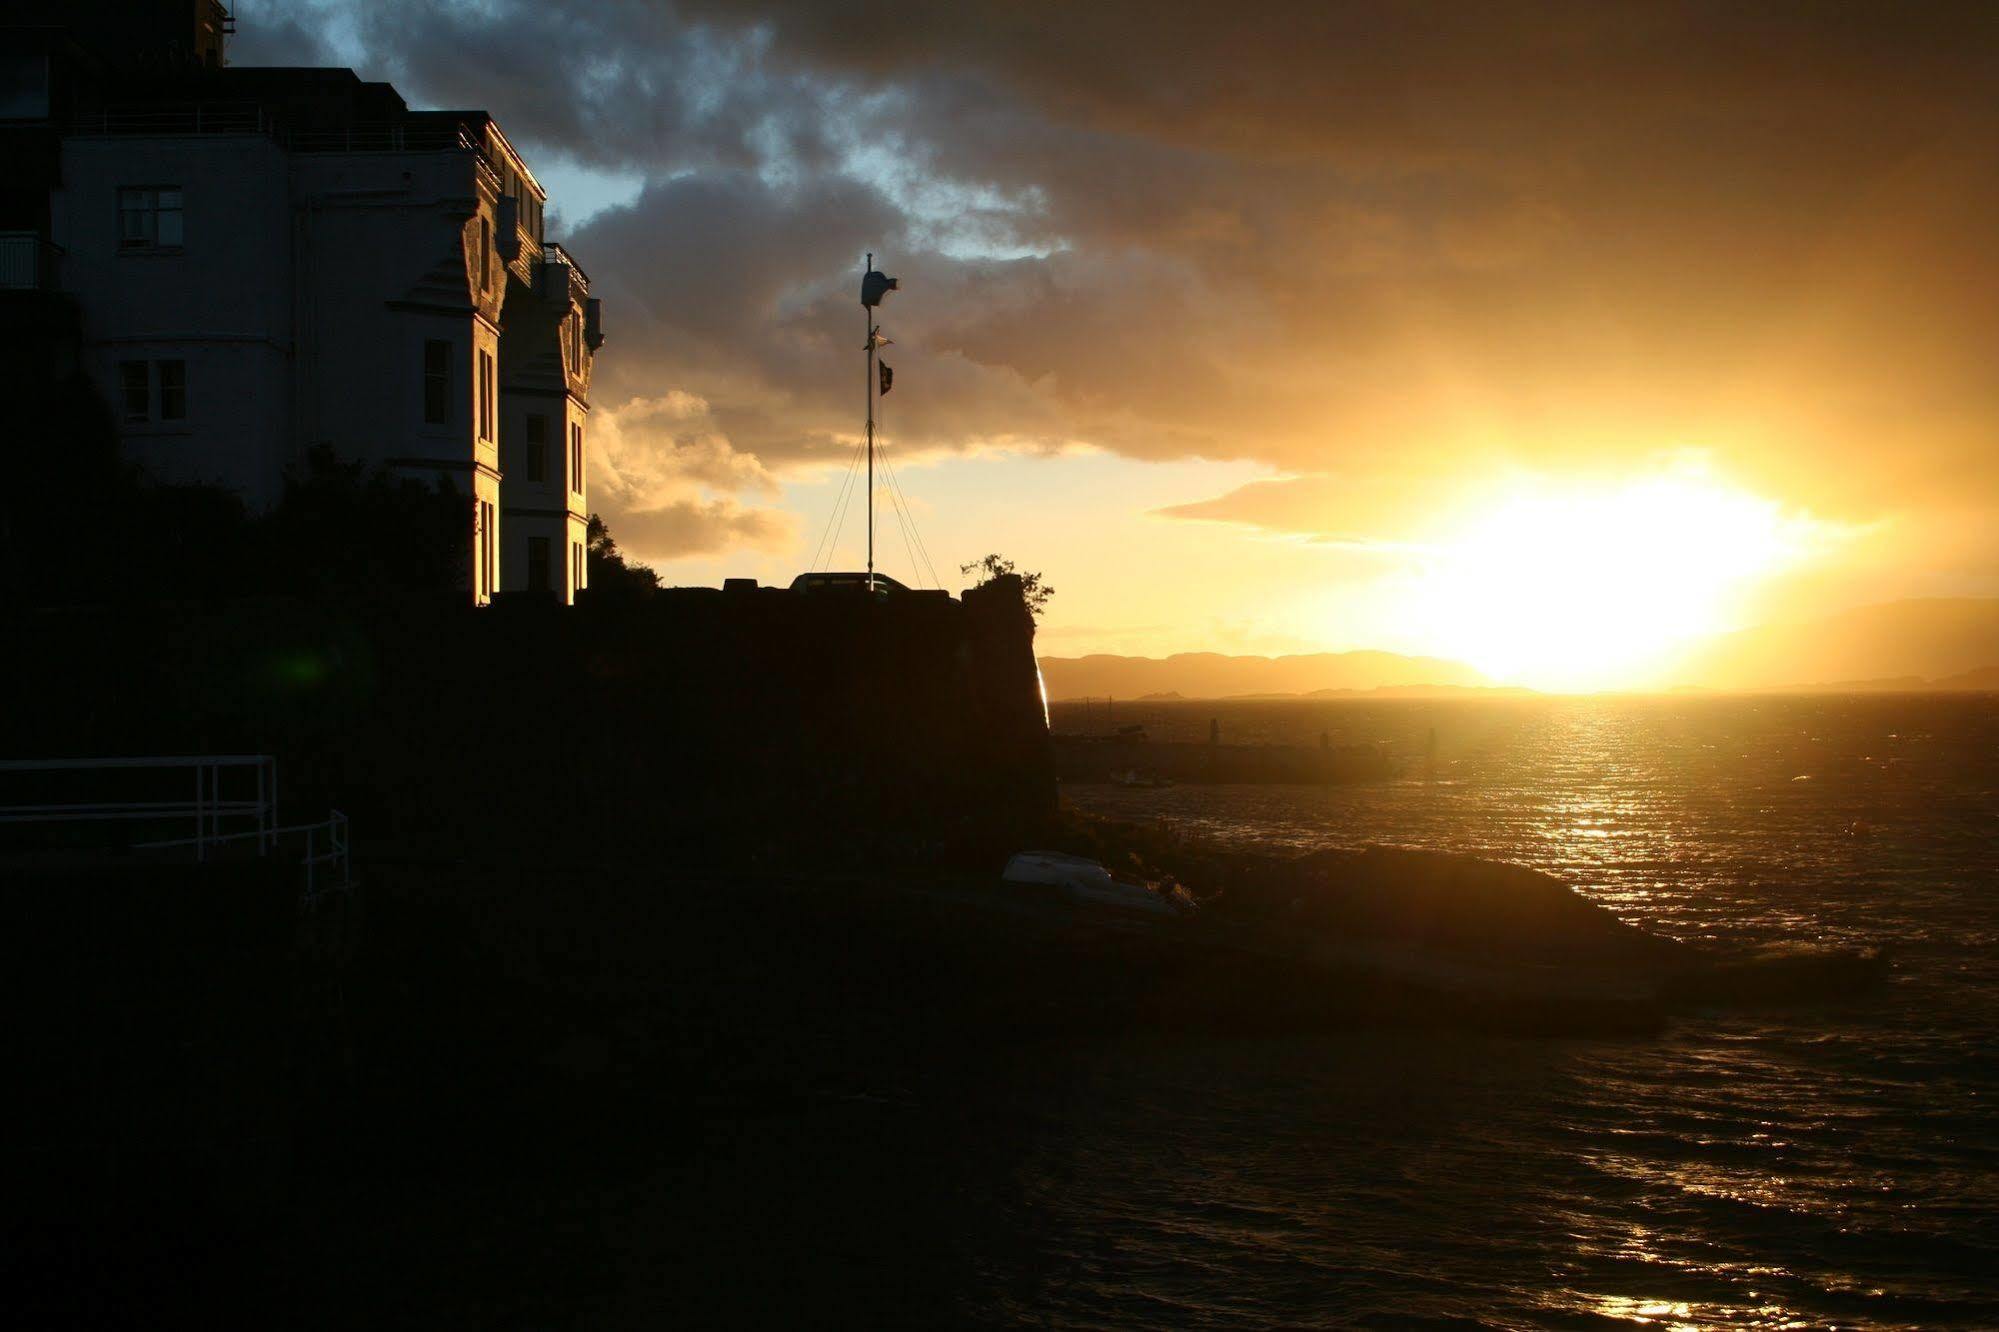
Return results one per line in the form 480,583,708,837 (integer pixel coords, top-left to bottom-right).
1043,813,1889,1012
1,826,1889,1325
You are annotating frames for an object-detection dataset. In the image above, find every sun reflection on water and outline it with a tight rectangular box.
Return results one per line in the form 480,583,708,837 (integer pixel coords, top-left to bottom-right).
1050,694,1999,1327
1589,1294,1700,1329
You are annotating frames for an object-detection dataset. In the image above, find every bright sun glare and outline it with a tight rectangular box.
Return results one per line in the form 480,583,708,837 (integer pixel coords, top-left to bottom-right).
1410,471,1820,692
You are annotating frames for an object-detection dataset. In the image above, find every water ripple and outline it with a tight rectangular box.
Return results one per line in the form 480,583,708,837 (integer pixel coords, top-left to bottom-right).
1026,695,1999,1327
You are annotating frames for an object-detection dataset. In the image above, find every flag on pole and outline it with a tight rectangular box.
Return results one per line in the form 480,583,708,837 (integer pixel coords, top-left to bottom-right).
861,269,899,307
879,362,893,396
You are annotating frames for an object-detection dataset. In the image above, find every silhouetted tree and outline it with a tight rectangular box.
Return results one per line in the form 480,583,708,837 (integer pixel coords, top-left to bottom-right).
960,553,1054,618
262,445,467,597
586,514,661,598
0,338,257,606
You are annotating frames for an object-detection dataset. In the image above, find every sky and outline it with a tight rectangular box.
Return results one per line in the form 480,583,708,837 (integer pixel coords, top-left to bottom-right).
235,1,1999,688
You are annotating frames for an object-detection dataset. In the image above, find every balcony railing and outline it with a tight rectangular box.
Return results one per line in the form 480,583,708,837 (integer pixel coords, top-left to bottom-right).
70,104,496,174
541,242,589,284
0,232,61,290
69,102,274,137
287,119,486,156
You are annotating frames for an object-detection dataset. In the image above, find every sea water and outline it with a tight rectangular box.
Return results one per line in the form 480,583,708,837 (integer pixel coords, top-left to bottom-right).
983,694,1999,1328
548,695,1997,1327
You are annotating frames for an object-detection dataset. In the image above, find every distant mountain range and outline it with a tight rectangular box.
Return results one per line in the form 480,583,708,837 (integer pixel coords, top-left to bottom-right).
1038,599,1999,699
1660,598,1999,692
1037,651,1491,701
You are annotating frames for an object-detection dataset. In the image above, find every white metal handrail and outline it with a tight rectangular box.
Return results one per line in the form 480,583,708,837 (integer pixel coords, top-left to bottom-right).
138,811,352,898
1,756,349,896
0,755,277,861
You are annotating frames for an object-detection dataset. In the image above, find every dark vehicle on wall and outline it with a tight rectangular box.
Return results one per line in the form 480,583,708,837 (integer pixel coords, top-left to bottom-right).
789,571,910,596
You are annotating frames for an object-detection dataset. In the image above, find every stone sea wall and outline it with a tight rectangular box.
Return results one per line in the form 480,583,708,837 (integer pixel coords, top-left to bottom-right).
1,575,1054,864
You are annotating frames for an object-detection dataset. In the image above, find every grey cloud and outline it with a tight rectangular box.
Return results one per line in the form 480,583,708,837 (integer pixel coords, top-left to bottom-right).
230,0,1999,565
228,0,345,67
604,497,796,561
325,0,863,175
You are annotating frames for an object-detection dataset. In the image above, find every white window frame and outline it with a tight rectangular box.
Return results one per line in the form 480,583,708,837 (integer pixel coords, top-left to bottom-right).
116,358,189,424
118,186,184,251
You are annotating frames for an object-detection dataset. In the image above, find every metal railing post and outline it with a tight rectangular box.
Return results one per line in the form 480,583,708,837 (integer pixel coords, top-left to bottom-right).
332,810,349,890
0,757,357,896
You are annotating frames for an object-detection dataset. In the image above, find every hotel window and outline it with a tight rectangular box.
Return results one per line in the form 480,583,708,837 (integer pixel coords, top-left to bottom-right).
423,340,451,424
117,359,188,423
476,350,495,441
119,361,150,421
157,359,186,420
118,187,183,250
527,536,550,591
477,500,496,600
570,422,583,493
480,217,493,290
568,312,582,373
572,540,584,594
525,413,547,481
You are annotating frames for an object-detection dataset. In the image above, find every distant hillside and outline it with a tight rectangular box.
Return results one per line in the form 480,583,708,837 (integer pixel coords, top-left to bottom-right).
1038,651,1488,701
1666,598,1999,691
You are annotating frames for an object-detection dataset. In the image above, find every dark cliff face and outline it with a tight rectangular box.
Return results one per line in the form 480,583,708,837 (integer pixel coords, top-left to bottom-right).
1,581,1056,866
961,573,1057,808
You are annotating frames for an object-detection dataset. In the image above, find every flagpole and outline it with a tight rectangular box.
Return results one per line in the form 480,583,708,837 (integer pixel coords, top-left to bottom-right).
865,252,876,594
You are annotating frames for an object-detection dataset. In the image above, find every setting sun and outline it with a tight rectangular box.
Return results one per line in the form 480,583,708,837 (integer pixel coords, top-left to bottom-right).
1408,471,1826,692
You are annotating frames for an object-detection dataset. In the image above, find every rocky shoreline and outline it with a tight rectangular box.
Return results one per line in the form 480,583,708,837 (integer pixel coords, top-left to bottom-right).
4,812,1892,1323
1037,809,1889,1022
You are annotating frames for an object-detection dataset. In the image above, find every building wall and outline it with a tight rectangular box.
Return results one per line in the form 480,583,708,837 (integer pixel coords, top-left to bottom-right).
498,247,593,604
290,149,512,603
497,390,589,602
53,133,295,509
50,122,589,607
497,386,564,598
290,151,489,468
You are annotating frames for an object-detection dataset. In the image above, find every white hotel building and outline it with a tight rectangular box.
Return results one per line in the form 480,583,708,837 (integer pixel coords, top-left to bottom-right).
5,8,602,604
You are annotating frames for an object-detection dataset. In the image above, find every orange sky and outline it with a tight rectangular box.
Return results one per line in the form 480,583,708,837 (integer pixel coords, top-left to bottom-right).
246,1,1999,686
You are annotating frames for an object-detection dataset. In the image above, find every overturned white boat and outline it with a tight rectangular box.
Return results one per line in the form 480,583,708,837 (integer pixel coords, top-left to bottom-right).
1002,851,1183,918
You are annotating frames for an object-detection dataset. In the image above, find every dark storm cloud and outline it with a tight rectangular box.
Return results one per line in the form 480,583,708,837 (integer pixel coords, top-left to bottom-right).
235,1,1999,568
227,7,340,67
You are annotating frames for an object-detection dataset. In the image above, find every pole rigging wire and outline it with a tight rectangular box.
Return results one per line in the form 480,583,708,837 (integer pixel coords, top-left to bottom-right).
809,432,868,573
872,362,944,589
877,430,942,589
